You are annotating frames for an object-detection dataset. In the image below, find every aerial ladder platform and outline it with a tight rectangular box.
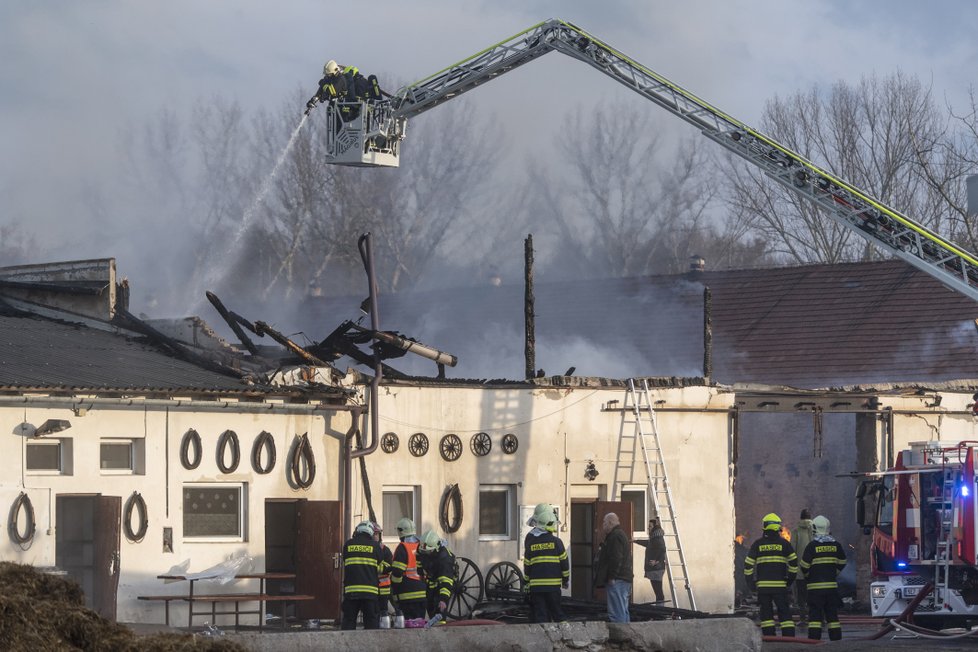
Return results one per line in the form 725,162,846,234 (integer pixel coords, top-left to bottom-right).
320,18,978,303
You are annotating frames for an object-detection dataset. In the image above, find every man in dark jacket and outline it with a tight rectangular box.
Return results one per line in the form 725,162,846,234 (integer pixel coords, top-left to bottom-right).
595,512,632,622
341,520,383,630
800,515,847,641
744,513,797,637
635,518,667,603
523,503,570,622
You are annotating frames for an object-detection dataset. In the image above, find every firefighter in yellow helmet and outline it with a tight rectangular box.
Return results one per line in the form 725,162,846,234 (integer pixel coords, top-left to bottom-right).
744,513,797,637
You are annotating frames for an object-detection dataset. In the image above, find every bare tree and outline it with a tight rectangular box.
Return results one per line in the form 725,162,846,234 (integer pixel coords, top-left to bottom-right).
726,72,954,264
911,87,978,252
528,102,763,277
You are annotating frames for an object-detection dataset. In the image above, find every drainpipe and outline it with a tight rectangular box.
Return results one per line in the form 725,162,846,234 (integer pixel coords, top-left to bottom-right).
347,234,381,536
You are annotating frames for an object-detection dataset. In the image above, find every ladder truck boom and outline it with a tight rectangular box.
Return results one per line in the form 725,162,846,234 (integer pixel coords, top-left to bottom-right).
324,18,978,302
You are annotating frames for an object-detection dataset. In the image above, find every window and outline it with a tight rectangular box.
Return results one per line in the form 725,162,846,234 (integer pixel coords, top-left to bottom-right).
26,440,62,472
183,483,245,540
479,485,516,540
621,487,647,534
100,440,133,471
382,486,419,539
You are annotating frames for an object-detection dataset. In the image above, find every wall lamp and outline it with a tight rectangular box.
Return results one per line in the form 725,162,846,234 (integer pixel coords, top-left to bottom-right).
35,419,72,437
584,460,599,482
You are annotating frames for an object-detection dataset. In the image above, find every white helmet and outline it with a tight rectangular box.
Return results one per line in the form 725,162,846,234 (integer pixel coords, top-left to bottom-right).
354,520,374,536
323,60,340,76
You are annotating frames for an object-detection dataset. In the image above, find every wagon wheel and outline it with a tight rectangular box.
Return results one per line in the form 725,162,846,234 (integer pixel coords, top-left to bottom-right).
446,556,483,620
470,432,492,457
484,561,525,601
440,434,463,461
381,432,399,454
501,433,519,454
408,433,429,457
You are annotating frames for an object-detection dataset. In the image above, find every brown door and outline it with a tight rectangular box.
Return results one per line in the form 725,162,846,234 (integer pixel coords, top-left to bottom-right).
592,500,632,601
295,500,343,621
56,495,121,621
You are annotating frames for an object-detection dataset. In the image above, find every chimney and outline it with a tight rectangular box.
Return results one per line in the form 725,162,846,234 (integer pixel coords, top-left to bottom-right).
689,255,705,273
968,175,978,217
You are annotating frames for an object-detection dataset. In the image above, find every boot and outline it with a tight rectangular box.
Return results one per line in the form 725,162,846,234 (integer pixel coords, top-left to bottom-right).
394,615,405,629
379,615,391,629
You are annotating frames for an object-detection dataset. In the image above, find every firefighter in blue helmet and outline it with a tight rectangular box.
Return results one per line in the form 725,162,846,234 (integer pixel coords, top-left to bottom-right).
744,513,797,637
522,503,570,622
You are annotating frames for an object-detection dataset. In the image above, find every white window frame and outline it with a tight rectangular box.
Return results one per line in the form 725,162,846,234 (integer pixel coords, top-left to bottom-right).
381,485,420,543
479,484,516,541
26,439,64,474
621,485,649,536
99,438,135,474
182,482,247,542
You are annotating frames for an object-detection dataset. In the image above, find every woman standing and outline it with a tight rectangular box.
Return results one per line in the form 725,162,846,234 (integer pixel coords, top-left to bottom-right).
636,518,667,603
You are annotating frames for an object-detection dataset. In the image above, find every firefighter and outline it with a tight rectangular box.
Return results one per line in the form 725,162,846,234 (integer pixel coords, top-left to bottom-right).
744,513,797,637
341,520,383,630
372,523,394,629
800,515,847,641
522,503,570,622
416,529,455,621
305,60,347,115
390,517,427,625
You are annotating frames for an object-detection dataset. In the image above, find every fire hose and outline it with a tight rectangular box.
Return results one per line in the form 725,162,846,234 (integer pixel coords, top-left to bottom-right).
251,431,276,474
439,483,463,533
216,430,241,473
290,433,316,489
180,429,202,469
9,492,35,548
124,492,148,543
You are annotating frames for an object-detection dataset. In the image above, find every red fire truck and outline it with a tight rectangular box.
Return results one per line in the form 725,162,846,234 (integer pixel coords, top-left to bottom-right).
856,440,978,627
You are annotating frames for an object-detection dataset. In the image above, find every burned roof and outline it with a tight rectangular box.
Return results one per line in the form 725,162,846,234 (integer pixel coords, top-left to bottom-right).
301,259,978,390
0,304,299,396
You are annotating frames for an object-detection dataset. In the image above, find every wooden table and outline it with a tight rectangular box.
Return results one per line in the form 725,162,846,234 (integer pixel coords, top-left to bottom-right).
138,572,313,631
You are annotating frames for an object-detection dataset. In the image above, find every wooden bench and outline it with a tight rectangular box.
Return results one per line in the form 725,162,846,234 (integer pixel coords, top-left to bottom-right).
138,592,315,631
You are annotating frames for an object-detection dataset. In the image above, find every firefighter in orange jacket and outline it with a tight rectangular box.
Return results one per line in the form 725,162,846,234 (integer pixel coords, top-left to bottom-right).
390,518,427,625
744,513,797,637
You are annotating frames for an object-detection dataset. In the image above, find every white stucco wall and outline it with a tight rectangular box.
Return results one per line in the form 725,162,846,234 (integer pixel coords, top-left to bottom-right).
351,383,737,613
0,398,354,625
878,392,978,464
0,380,737,623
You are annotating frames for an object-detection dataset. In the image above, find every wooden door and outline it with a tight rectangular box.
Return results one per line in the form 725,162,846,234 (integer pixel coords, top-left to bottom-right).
93,495,121,620
295,500,343,621
592,500,632,601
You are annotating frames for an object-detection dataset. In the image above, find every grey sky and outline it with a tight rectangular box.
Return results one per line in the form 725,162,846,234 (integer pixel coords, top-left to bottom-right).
2,1,977,305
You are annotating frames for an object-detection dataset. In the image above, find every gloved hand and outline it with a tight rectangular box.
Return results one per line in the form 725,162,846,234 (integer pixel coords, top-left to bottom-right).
304,98,317,115
561,579,569,590
437,600,447,613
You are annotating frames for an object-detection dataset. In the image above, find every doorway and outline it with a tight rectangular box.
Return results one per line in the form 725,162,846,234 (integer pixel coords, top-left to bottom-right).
55,494,121,620
265,499,343,622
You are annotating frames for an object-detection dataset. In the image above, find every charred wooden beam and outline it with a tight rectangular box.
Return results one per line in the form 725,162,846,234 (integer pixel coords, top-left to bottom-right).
254,321,330,367
205,291,259,356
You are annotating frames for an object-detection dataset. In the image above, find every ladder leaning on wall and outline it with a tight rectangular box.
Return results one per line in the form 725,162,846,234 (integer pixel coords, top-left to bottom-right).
620,378,696,610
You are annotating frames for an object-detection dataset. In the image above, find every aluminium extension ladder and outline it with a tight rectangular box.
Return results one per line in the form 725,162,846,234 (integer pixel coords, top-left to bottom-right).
619,378,696,610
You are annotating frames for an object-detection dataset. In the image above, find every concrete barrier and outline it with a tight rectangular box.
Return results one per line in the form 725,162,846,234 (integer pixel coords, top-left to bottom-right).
225,618,761,651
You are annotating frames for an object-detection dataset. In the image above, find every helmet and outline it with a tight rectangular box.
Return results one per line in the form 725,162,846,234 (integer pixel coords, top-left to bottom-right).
354,520,374,536
396,517,416,537
527,503,558,530
323,60,340,76
813,515,830,535
418,529,440,554
762,513,782,532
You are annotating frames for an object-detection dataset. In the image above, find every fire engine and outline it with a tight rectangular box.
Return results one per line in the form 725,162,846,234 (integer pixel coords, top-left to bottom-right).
856,440,978,627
